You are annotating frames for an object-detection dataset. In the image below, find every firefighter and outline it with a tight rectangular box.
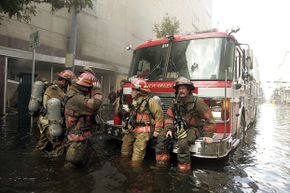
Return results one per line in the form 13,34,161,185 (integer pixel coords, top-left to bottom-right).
163,76,216,171
35,69,76,157
121,78,164,165
114,79,127,120
64,72,103,168
79,66,103,90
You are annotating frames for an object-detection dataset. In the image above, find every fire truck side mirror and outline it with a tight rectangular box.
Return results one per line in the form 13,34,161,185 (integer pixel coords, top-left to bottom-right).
248,71,254,81
242,71,249,81
126,44,133,51
247,49,254,69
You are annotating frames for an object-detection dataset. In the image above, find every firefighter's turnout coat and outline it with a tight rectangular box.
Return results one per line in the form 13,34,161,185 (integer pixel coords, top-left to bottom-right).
164,94,216,165
121,95,164,161
64,84,102,166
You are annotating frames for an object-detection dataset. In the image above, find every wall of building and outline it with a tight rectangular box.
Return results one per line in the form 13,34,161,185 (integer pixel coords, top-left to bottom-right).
0,0,212,106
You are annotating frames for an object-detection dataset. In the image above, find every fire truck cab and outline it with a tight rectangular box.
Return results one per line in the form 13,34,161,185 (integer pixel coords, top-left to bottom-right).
105,28,257,158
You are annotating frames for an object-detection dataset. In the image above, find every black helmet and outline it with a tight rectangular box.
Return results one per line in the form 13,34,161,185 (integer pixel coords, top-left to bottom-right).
79,66,95,76
173,76,195,91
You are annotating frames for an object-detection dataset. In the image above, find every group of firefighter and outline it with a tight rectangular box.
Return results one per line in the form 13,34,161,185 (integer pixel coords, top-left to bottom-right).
29,67,216,171
29,67,102,168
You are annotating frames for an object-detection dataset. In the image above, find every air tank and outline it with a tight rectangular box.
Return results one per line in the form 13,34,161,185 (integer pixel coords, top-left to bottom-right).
28,81,45,113
47,98,63,137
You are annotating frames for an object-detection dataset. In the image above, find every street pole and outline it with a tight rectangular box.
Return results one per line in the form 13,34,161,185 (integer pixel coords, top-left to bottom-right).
29,31,39,131
32,48,36,89
3,56,7,116
31,48,36,130
50,64,54,82
68,7,79,72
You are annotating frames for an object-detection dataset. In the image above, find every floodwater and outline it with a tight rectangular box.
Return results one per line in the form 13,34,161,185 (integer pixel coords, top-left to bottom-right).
0,103,290,193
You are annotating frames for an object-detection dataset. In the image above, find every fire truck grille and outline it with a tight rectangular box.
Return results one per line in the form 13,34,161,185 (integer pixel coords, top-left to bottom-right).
159,96,174,113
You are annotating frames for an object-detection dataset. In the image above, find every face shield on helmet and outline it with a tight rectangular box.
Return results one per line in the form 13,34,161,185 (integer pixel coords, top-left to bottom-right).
173,76,195,91
76,72,97,88
131,78,150,93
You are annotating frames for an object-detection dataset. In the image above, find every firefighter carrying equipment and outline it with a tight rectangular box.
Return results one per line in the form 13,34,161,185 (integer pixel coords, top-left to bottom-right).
28,81,45,113
173,76,195,91
172,99,190,139
47,98,63,138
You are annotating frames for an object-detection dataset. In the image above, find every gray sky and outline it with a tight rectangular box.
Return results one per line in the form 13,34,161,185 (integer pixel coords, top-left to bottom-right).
213,0,290,83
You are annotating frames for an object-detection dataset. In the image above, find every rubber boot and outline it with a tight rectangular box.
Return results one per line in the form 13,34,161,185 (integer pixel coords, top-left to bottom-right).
156,153,170,168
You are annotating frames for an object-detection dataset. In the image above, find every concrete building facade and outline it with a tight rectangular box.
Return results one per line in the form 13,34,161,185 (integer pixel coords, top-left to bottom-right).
0,0,212,114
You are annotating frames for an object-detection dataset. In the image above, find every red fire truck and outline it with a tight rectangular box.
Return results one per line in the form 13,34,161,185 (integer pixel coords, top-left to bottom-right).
105,28,257,158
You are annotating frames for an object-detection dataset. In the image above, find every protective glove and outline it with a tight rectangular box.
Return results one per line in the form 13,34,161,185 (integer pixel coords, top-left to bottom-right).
39,107,47,116
122,117,132,135
122,105,129,112
153,131,159,137
203,137,213,144
121,128,130,134
176,127,187,139
166,130,173,138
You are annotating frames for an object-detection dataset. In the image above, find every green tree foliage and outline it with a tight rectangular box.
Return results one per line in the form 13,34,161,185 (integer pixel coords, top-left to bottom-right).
0,0,93,22
153,14,180,38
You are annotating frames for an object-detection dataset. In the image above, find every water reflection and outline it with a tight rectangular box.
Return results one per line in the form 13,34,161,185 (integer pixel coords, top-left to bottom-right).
0,104,290,193
228,104,290,193
242,104,290,193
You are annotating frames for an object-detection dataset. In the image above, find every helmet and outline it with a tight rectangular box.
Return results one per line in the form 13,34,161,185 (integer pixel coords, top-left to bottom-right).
79,66,95,76
76,72,97,87
173,76,195,91
57,70,76,83
131,78,150,92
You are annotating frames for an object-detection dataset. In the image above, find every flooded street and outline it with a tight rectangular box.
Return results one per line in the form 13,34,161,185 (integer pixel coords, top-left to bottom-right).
1,103,290,193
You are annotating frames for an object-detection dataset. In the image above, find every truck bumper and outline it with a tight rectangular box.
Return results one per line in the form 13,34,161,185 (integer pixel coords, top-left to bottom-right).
173,133,240,158
104,120,123,140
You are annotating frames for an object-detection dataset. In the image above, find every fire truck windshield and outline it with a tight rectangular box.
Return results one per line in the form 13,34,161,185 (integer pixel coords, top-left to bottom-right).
129,44,167,80
129,37,234,81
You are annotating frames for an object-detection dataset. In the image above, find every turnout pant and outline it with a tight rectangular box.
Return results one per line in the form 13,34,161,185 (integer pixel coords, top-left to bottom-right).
155,129,170,162
121,132,150,161
177,128,197,165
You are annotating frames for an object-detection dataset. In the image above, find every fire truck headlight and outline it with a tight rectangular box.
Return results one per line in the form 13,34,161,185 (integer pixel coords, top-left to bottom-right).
212,111,221,118
123,87,132,95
